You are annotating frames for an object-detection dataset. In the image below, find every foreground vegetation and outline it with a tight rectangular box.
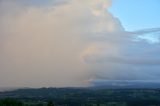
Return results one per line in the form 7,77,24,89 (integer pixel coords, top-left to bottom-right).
0,88,160,106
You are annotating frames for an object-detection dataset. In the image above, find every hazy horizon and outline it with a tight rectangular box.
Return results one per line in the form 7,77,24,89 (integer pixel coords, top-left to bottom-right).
0,0,160,88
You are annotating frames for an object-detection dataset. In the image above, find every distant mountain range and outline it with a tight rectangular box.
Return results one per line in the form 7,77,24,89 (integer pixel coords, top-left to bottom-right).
93,80,160,89
1,80,160,92
0,87,19,92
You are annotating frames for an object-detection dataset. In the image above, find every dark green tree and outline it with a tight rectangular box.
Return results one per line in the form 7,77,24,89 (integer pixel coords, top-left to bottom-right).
0,98,23,106
47,101,54,106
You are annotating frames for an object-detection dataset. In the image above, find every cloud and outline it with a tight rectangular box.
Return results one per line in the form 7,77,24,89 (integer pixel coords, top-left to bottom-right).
0,0,160,87
85,56,160,65
130,28,160,35
84,27,160,80
0,0,91,87
130,28,160,44
0,0,117,87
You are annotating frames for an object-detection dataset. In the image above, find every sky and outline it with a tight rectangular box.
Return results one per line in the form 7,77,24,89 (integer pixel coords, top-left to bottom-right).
0,0,160,88
110,0,160,31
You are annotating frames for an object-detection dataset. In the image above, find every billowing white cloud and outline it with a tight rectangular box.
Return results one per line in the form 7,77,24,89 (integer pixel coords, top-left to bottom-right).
0,0,160,88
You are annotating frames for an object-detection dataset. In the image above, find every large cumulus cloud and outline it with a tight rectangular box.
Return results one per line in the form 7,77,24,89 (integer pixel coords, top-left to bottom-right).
0,0,160,88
